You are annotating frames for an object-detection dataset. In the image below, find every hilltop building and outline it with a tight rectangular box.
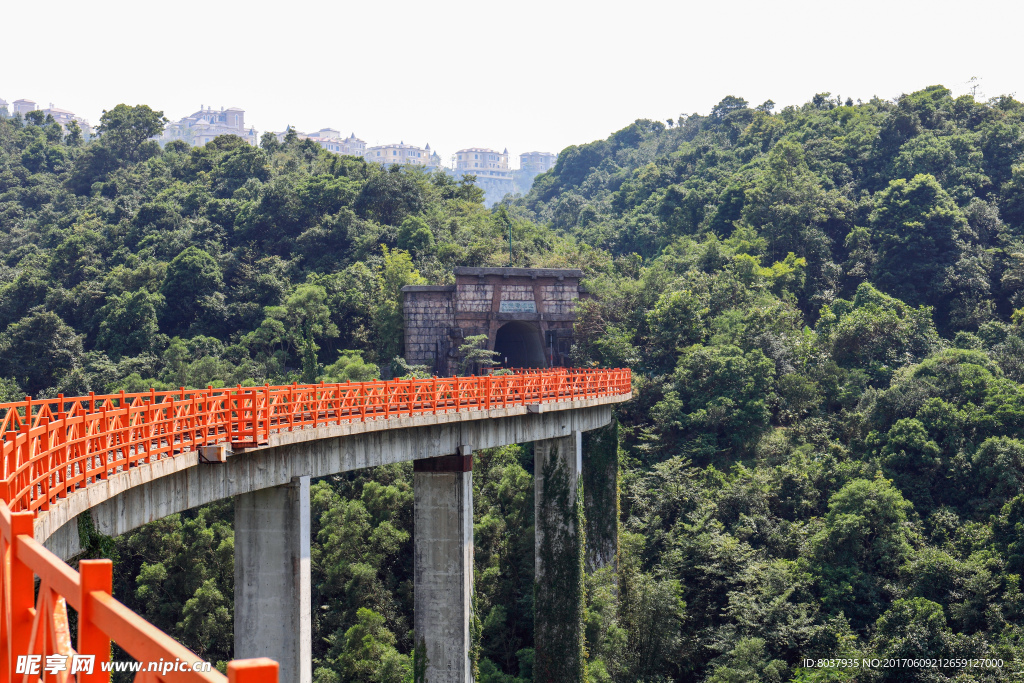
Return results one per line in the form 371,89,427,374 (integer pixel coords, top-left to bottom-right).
7,99,91,136
454,147,514,204
162,105,258,147
41,104,92,137
365,142,437,167
520,151,557,173
274,127,368,157
309,131,366,156
12,99,36,116
455,147,510,175
513,150,558,194
0,99,8,117
340,133,367,157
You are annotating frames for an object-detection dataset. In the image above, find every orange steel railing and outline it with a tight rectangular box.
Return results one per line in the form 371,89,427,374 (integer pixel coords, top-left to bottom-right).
1,501,279,682
0,368,629,682
1,368,630,515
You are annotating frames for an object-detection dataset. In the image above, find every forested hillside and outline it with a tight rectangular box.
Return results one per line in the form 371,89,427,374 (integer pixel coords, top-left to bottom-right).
3,85,1024,681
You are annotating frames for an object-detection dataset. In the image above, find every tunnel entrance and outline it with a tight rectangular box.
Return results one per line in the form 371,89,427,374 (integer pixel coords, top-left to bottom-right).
493,321,547,369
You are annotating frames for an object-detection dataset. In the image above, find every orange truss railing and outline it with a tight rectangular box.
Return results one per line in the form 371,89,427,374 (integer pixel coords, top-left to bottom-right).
1,501,279,682
0,368,630,681
1,368,630,515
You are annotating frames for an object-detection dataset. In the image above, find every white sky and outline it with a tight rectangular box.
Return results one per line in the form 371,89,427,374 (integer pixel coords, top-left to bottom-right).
2,0,1021,168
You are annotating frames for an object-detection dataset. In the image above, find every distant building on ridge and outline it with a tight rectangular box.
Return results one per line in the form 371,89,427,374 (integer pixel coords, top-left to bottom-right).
7,98,91,137
12,99,36,117
41,104,93,137
365,142,440,168
273,127,368,157
513,150,558,194
162,105,258,147
519,151,557,174
454,147,514,204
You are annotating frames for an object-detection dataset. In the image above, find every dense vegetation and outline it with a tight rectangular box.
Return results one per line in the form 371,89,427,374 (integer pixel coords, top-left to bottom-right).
3,84,1024,681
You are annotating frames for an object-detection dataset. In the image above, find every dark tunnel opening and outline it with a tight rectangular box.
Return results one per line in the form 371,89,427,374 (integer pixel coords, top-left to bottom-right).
493,321,547,369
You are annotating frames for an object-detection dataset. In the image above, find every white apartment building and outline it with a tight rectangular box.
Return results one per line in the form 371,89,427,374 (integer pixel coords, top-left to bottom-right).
455,148,510,179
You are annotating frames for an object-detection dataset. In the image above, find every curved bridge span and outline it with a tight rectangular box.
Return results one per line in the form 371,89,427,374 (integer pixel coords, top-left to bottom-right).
2,368,631,683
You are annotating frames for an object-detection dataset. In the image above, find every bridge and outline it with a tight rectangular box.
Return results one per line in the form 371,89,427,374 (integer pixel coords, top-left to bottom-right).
1,368,631,682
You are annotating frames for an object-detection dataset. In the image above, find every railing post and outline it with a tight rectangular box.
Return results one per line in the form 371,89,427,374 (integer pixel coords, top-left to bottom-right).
79,559,113,682
97,406,107,484
56,415,68,500
288,384,295,431
312,383,320,429
10,511,35,667
18,422,30,510
264,384,272,442
228,658,280,683
39,416,50,511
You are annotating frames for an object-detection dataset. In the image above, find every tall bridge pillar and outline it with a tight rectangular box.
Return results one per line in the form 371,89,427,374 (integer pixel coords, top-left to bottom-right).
414,453,474,683
234,476,312,683
583,420,619,571
533,432,585,682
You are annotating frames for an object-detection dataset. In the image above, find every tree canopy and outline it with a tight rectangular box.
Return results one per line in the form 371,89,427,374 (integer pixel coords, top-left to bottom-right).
6,89,1024,681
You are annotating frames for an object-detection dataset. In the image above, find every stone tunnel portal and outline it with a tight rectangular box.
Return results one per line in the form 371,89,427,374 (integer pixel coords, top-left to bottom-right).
494,321,547,368
402,267,585,376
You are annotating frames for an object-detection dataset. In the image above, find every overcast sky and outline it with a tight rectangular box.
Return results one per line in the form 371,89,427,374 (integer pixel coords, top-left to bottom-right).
2,0,1020,168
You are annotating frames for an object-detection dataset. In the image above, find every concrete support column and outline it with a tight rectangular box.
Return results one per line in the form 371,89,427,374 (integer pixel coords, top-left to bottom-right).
234,476,311,683
533,432,585,683
583,420,619,572
414,453,474,683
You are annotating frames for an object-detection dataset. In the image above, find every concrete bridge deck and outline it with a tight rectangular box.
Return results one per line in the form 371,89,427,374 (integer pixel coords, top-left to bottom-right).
34,393,624,559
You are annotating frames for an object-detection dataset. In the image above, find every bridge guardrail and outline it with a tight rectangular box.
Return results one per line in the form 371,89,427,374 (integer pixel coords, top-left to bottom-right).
1,501,279,682
1,368,629,515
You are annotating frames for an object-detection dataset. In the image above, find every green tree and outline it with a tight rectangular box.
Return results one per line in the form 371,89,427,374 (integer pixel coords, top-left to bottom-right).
96,290,162,359
96,103,168,163
0,309,83,395
283,284,339,382
653,344,776,458
459,334,499,375
370,247,425,364
869,174,967,311
335,608,410,683
810,478,916,628
817,282,939,386
396,216,435,255
160,246,224,336
321,350,380,383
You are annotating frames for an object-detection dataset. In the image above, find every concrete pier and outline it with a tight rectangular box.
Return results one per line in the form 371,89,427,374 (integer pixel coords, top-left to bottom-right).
533,432,585,683
414,454,474,683
234,476,312,683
